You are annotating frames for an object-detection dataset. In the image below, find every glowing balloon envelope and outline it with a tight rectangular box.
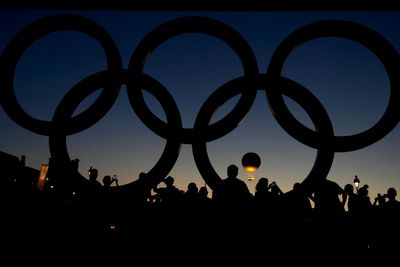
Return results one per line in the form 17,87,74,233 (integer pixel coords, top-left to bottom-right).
242,152,261,172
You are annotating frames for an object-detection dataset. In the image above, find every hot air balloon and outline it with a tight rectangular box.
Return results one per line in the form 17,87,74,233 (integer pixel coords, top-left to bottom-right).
242,152,261,181
242,152,261,172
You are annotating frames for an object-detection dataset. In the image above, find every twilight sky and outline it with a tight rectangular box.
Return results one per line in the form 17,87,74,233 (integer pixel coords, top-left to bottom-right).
0,9,399,198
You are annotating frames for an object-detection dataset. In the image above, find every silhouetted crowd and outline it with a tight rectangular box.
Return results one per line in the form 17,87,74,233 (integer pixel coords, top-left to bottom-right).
2,164,400,266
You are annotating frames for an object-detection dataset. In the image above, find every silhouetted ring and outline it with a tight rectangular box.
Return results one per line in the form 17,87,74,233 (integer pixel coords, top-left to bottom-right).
49,70,182,188
127,16,258,144
192,74,335,191
267,20,400,152
0,14,123,135
1,15,398,194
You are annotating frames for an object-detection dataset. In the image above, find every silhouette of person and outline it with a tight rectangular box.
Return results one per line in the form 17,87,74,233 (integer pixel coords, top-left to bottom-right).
312,178,345,222
183,182,199,207
353,184,372,220
198,185,212,212
383,187,400,211
371,187,400,261
198,186,210,200
280,182,314,258
88,166,102,187
153,176,182,208
342,183,359,246
82,166,102,210
132,172,152,205
251,177,284,258
283,182,313,224
151,176,183,262
212,164,252,215
310,178,346,257
102,175,118,189
348,184,372,253
210,165,253,264
197,185,213,218
99,174,119,219
343,183,356,213
379,187,400,228
253,177,282,222
253,177,272,209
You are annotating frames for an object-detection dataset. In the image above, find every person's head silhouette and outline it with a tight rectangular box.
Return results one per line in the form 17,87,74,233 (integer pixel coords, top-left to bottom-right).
88,166,98,181
387,187,397,200
102,175,112,187
344,183,354,194
227,164,238,178
199,186,209,198
163,176,175,187
255,177,269,192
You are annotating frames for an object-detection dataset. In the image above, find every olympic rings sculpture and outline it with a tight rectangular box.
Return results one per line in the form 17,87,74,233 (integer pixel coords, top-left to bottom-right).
1,14,399,194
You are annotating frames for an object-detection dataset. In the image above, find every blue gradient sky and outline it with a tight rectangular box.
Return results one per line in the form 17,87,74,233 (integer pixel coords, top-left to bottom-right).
0,9,399,199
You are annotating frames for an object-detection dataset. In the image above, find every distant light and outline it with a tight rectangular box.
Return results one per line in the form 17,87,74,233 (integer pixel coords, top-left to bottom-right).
37,163,49,191
109,223,117,231
353,175,360,189
50,185,54,189
247,175,255,181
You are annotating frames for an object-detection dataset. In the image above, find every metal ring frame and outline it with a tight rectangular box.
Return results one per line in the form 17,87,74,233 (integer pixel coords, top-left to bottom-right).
1,15,399,193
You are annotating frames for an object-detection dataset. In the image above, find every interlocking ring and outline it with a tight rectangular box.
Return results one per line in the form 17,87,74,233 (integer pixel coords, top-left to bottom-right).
1,15,399,192
267,20,400,152
49,70,182,189
127,16,259,144
192,74,335,190
0,14,123,135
